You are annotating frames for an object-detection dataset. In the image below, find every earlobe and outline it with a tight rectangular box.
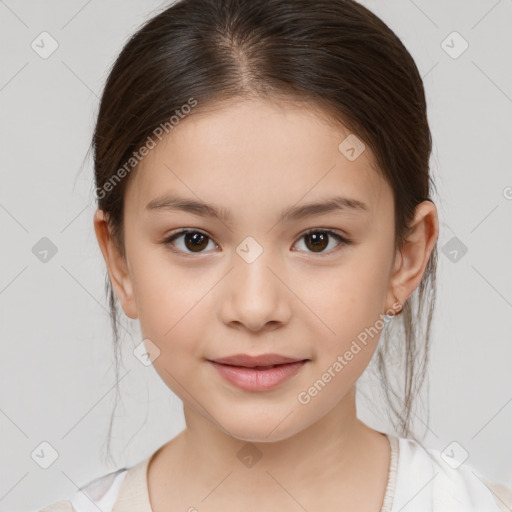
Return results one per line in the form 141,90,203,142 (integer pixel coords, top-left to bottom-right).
93,209,139,319
386,201,439,313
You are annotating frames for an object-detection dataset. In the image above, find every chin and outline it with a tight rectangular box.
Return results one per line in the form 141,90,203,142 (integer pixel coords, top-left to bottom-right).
214,410,305,444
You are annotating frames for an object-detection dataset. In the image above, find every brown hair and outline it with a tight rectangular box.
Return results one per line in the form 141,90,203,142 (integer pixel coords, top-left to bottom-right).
90,0,438,462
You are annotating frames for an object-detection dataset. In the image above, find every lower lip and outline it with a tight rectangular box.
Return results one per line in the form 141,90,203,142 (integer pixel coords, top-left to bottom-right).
208,360,307,391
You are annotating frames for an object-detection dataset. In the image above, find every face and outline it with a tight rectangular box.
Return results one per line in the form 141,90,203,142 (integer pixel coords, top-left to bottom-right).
96,98,422,443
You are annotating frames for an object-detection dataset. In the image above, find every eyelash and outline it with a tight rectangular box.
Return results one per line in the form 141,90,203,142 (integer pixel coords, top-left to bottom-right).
162,228,351,257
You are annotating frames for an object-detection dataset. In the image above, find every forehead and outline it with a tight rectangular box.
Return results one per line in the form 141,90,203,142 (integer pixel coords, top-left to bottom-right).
126,98,391,219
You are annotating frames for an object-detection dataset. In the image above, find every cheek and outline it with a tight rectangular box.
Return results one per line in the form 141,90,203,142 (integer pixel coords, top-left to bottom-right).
300,257,389,332
133,261,206,392
128,245,201,341
300,255,391,375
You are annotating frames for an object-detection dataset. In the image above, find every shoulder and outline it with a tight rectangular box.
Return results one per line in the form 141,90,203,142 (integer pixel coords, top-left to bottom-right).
38,467,129,512
393,436,512,512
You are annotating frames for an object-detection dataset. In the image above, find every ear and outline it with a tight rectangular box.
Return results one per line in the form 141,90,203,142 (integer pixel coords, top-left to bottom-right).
385,200,439,313
93,209,138,319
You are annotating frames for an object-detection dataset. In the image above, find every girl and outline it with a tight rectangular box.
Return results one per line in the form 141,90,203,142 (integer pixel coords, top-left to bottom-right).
39,0,511,510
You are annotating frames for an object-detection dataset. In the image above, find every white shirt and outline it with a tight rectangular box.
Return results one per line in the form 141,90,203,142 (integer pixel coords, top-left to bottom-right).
38,433,512,512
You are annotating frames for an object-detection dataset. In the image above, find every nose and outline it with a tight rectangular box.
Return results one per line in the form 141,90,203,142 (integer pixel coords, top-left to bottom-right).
218,241,292,332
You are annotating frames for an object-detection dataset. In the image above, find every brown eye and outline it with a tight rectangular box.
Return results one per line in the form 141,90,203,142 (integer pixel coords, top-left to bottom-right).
304,231,329,252
293,229,349,256
163,228,349,257
164,230,217,254
183,232,209,252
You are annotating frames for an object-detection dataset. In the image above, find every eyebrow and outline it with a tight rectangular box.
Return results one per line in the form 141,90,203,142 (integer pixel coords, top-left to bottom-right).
145,193,369,223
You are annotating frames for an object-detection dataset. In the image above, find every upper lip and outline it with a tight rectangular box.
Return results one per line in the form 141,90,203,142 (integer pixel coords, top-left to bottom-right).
208,353,308,367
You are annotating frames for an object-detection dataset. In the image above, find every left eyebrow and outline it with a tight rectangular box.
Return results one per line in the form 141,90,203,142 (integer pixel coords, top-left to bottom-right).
277,195,369,223
145,193,369,224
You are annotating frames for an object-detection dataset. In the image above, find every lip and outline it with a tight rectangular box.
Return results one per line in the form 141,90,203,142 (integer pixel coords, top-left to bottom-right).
207,354,309,391
208,353,307,367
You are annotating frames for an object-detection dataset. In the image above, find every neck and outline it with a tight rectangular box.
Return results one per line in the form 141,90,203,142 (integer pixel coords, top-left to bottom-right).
150,387,390,509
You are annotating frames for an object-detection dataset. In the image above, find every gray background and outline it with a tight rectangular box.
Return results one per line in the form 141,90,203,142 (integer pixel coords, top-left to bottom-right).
1,0,511,510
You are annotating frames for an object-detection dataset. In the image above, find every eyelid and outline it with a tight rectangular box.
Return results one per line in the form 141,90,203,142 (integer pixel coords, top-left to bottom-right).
299,227,349,240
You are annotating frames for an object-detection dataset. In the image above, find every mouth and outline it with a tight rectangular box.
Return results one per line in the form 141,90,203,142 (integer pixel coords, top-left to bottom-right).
207,353,309,367
220,363,296,370
207,357,309,391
